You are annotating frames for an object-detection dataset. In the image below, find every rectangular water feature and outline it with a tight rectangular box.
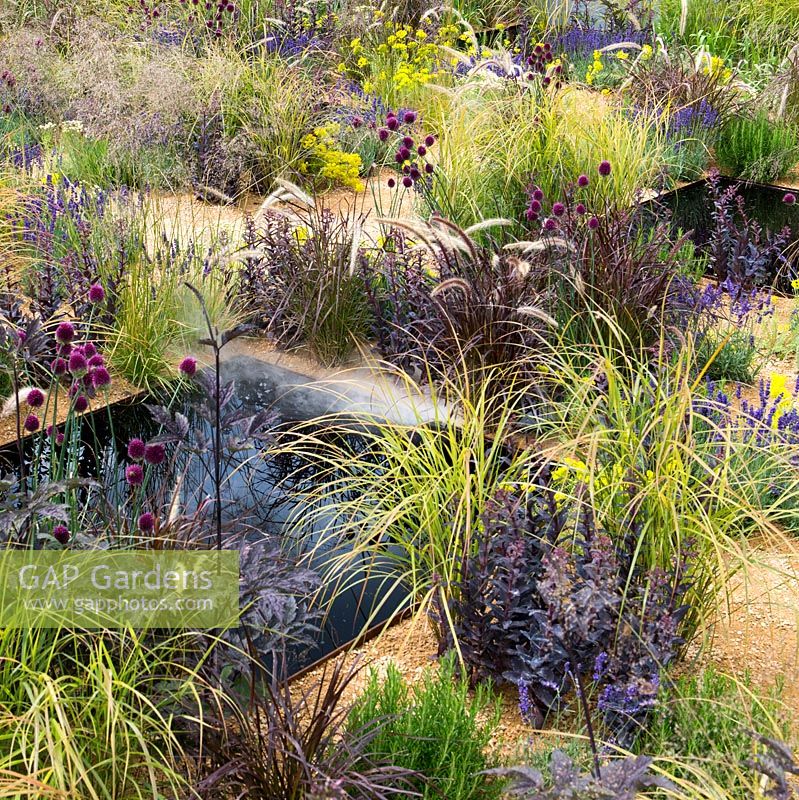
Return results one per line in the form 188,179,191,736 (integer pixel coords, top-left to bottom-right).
0,358,414,677
647,176,799,292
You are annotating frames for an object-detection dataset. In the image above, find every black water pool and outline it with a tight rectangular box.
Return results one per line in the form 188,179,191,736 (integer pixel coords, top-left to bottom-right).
0,382,406,675
648,177,799,291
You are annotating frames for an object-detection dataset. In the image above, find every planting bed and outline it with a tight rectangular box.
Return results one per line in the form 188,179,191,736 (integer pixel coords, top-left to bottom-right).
3,1,799,799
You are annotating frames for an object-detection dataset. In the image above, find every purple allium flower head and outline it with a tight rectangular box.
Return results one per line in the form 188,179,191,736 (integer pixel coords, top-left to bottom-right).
138,512,155,532
58,343,72,357
387,177,396,188
424,134,435,147
403,111,417,124
83,342,96,358
598,160,612,176
575,202,587,215
179,357,197,377
387,117,399,131
402,176,413,188
26,388,45,408
68,352,88,377
398,146,411,161
417,145,427,156
24,413,40,433
55,321,75,344
577,174,589,187
424,163,434,174
529,199,542,213
16,330,25,343
784,192,796,205
144,443,166,465
125,464,144,486
402,136,414,148
73,395,89,413
588,215,600,229
88,283,105,303
525,208,538,221
127,438,146,461
532,188,544,202
92,366,111,388
56,432,64,445
552,201,565,216
351,116,363,129
378,128,389,141
53,524,70,545
88,354,104,368
543,217,557,231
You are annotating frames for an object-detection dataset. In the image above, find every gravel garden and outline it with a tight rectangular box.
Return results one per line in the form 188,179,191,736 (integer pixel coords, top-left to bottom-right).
1,0,799,797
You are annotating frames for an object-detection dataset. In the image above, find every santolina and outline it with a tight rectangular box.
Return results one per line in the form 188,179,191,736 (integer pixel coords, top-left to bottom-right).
16,564,217,592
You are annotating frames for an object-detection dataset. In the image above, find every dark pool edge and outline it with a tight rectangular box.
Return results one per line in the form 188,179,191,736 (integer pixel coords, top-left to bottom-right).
0,390,147,451
288,606,415,683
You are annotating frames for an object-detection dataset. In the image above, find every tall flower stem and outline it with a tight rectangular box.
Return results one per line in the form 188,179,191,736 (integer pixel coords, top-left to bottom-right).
184,282,223,551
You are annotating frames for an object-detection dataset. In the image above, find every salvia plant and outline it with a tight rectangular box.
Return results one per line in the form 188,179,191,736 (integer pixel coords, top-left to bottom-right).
437,482,691,744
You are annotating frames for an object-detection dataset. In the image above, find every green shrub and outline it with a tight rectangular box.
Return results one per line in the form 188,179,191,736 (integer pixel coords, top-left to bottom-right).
715,112,799,183
637,667,793,800
347,653,503,800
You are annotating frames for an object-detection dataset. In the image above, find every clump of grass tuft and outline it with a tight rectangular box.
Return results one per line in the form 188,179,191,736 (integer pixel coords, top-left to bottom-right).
715,111,799,183
347,653,503,800
638,667,793,800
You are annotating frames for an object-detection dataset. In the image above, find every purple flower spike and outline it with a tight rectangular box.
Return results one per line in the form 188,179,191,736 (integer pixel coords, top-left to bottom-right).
387,177,396,188
24,413,40,433
179,357,197,377
26,388,45,408
402,176,413,188
73,395,88,413
424,135,435,147
575,202,587,215
68,352,88,377
403,111,417,124
552,202,565,217
125,464,144,486
92,366,111,388
378,128,389,142
543,218,557,231
53,525,70,545
144,443,166,465
598,160,612,177
55,321,75,344
51,358,67,376
138,512,155,532
88,283,105,303
577,174,589,187
588,216,600,229
127,438,146,461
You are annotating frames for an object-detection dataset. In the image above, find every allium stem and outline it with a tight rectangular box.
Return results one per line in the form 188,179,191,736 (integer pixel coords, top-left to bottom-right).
571,662,602,780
